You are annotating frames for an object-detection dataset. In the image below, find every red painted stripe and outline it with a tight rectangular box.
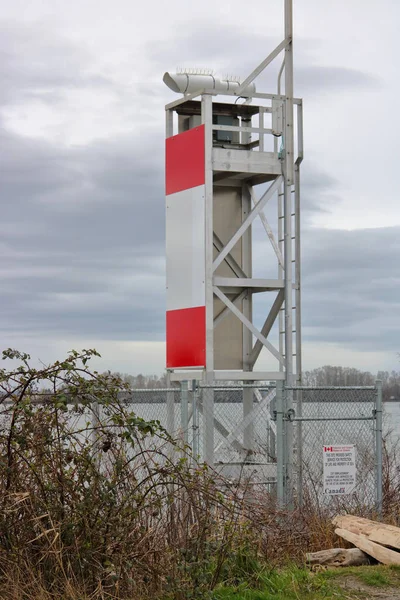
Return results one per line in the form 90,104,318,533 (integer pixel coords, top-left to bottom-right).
166,306,205,368
166,125,205,195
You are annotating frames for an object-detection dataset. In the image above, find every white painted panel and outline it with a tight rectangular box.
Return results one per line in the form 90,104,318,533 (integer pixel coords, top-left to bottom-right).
166,185,205,311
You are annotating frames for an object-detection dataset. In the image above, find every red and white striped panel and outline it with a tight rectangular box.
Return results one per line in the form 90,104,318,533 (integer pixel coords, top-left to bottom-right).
166,125,206,368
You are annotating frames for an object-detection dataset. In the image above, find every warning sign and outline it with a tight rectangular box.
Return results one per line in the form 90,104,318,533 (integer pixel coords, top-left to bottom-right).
323,445,356,495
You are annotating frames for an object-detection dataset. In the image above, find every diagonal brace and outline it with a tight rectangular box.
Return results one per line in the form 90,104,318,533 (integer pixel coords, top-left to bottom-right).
249,290,284,368
248,185,284,269
214,290,247,328
213,286,284,366
213,232,246,278
236,38,290,95
213,176,283,273
196,397,244,453
215,389,276,453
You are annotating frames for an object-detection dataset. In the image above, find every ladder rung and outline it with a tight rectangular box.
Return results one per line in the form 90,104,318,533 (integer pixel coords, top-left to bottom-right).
279,330,297,334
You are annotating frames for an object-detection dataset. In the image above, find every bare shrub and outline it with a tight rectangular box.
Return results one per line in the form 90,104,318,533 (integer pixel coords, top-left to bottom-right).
0,349,262,599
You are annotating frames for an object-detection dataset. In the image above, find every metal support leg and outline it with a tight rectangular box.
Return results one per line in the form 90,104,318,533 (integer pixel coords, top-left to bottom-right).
166,371,175,456
284,384,294,509
243,387,254,456
296,389,303,508
375,379,383,518
203,381,215,466
276,380,285,507
192,380,200,460
180,380,189,444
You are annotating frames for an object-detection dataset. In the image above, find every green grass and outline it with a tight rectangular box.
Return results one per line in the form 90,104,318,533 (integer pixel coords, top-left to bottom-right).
353,569,390,587
212,564,400,600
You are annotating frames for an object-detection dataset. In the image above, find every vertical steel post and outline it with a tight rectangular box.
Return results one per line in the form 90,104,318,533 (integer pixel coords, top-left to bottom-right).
283,0,294,385
276,380,285,507
165,110,175,455
375,379,383,518
202,93,215,466
278,188,284,371
192,379,199,460
294,151,303,505
180,380,189,445
243,388,254,455
166,371,175,456
295,388,303,507
241,177,254,454
283,0,294,508
295,102,303,385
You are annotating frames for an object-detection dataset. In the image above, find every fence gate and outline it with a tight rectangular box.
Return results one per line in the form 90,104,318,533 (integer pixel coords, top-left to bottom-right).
279,382,383,514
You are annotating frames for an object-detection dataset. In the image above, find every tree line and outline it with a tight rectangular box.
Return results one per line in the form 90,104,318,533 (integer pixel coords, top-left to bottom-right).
111,365,400,401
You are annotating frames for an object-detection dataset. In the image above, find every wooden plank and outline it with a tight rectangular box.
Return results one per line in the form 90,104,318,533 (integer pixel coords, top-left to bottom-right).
335,528,400,566
333,515,400,551
369,529,400,550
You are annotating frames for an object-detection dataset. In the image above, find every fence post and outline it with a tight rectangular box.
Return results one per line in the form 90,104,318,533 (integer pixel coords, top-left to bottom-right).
180,380,189,444
191,380,199,460
166,371,175,457
276,380,285,508
284,384,294,510
375,379,383,518
295,388,303,508
203,384,215,466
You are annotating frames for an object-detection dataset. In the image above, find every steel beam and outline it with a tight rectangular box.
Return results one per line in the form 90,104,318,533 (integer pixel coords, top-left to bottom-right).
213,285,284,365
236,38,290,95
214,290,247,328
213,233,247,278
248,185,284,269
202,94,215,465
249,289,285,368
213,176,283,272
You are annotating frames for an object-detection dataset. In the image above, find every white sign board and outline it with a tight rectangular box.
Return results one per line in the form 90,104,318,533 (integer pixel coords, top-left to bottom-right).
323,445,356,495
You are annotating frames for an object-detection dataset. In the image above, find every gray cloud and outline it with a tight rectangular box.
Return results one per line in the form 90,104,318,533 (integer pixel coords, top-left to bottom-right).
150,22,378,95
295,66,378,93
0,21,115,107
1,122,165,341
302,227,400,351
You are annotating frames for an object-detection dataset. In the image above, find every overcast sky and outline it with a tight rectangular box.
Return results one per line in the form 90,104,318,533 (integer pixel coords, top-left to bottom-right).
1,0,399,376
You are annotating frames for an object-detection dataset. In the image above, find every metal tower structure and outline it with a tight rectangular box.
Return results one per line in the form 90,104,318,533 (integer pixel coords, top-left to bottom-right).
163,0,303,475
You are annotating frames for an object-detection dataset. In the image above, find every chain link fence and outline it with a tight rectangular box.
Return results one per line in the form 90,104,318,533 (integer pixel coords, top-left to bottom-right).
111,382,382,512
289,386,380,513
198,385,277,486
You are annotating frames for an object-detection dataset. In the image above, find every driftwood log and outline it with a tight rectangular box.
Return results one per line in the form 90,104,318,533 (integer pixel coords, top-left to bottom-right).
306,548,371,567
